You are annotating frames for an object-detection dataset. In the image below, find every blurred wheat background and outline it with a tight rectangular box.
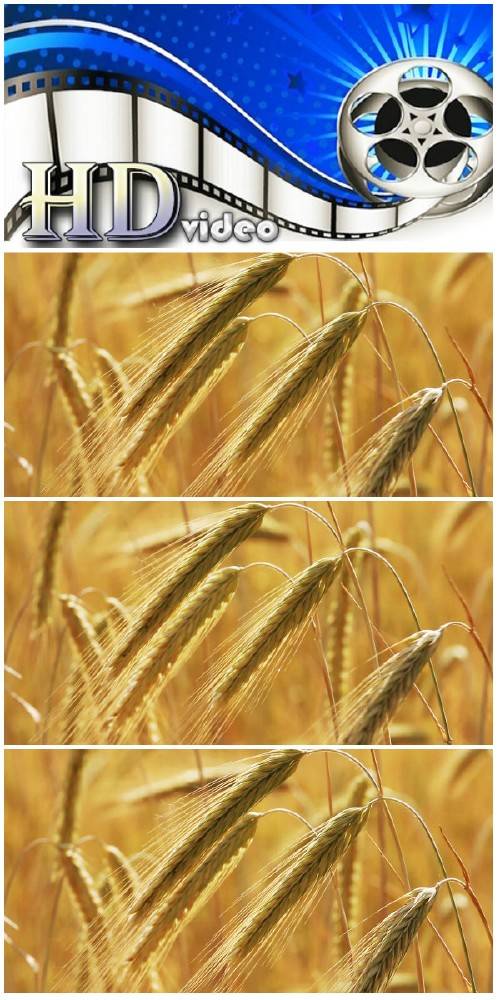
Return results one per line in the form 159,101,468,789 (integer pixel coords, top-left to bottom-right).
4,252,492,498
4,747,492,992
5,499,492,746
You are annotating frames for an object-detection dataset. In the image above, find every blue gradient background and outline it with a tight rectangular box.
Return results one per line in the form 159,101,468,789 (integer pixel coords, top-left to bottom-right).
5,4,493,200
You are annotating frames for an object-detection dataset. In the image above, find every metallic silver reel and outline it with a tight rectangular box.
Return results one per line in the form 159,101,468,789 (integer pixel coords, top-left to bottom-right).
338,58,492,217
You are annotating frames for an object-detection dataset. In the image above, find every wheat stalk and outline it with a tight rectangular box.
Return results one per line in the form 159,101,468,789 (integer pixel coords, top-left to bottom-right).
106,503,266,678
105,596,131,639
119,317,248,477
104,845,138,905
214,557,341,703
95,347,130,404
230,805,370,961
347,387,444,497
132,748,303,923
93,609,112,647
123,254,291,426
438,253,486,295
347,887,437,992
340,628,444,745
109,567,239,738
34,500,68,628
128,813,258,972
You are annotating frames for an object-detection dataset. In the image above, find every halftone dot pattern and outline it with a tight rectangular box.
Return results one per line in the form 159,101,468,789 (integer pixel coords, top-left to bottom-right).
5,3,493,195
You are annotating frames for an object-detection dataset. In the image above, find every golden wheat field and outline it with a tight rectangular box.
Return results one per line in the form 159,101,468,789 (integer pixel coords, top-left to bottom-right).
4,747,492,993
4,252,492,499
5,498,492,746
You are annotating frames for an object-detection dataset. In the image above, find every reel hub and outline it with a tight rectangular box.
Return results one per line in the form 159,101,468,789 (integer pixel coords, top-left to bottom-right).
338,57,492,216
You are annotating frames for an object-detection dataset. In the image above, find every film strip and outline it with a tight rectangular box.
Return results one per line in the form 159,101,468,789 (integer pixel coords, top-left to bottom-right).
4,69,438,242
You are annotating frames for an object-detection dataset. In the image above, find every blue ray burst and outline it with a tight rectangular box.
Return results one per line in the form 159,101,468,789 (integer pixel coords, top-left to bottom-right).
4,3,492,202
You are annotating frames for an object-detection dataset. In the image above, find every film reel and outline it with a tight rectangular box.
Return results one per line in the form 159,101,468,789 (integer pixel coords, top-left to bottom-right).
338,57,493,217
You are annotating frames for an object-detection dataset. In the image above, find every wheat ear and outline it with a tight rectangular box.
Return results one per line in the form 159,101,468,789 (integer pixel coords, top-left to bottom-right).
60,846,111,988
220,308,367,482
333,354,355,440
76,935,90,992
324,280,368,474
116,262,296,310
340,628,444,745
34,500,68,628
335,776,372,955
62,662,85,745
326,522,370,703
57,749,87,847
52,349,93,432
117,764,249,806
348,887,437,992
59,595,104,720
109,567,239,738
120,317,248,478
103,847,162,992
128,813,258,972
107,502,266,678
214,557,341,703
51,254,81,355
123,253,290,426
231,805,370,961
122,513,288,558
349,387,444,497
61,847,105,925
334,287,367,415
132,748,303,923
141,708,162,745
59,594,103,675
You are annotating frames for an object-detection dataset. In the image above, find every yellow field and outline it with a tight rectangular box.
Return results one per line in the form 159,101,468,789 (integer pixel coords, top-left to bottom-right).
5,499,492,746
3,249,494,997
4,252,492,498
4,747,492,992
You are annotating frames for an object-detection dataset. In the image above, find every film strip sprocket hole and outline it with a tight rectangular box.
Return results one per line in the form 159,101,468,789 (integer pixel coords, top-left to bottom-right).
3,65,491,241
